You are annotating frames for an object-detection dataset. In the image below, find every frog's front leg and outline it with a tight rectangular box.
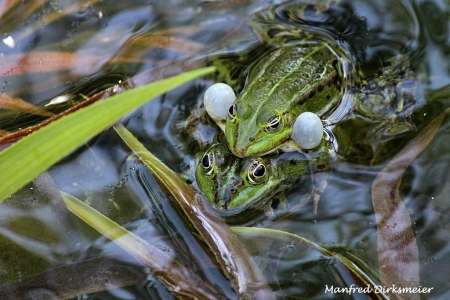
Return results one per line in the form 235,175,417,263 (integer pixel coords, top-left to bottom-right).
309,164,330,214
296,143,333,214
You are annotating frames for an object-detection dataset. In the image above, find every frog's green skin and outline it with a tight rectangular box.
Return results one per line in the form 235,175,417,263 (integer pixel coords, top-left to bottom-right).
220,43,353,158
194,141,310,220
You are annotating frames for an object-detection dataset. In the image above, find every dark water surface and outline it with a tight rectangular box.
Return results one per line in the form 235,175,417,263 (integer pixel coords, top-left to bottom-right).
1,0,450,299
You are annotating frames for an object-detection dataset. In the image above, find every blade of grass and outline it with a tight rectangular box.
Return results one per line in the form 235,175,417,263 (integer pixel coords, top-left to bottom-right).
114,124,276,300
62,192,223,299
0,67,215,202
232,226,389,300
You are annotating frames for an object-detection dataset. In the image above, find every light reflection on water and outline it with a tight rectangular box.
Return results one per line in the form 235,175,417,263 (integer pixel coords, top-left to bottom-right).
0,0,450,298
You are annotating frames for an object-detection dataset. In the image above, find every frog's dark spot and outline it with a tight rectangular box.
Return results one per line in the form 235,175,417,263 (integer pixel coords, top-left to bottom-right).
308,90,316,99
317,164,326,170
249,137,255,142
200,103,204,108
218,132,225,141
289,160,297,165
186,179,193,185
235,133,238,137
271,199,280,210
326,95,331,100
230,188,237,194
318,83,324,92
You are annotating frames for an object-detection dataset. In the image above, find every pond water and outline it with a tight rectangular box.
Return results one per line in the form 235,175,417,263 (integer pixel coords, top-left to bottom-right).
1,0,450,299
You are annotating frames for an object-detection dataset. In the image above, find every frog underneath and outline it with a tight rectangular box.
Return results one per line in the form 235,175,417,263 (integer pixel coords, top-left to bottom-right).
193,141,313,221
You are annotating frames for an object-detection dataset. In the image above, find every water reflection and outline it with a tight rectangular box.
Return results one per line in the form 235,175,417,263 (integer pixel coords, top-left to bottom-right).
0,0,450,299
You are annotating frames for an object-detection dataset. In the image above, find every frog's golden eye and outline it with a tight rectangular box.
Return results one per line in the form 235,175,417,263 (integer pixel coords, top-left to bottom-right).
264,115,282,133
247,161,266,184
228,104,237,122
201,153,215,176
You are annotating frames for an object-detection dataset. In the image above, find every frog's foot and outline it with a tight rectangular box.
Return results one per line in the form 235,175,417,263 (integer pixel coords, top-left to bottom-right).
299,171,329,214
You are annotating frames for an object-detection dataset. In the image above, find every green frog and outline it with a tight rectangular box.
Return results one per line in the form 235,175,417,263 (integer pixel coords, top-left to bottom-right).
185,89,332,217
206,42,352,158
192,140,315,221
203,1,416,159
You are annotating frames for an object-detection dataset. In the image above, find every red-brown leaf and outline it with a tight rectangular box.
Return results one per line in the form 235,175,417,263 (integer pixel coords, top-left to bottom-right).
372,107,450,299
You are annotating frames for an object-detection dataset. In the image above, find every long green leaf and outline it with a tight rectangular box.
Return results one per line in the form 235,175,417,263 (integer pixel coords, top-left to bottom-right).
114,124,276,300
0,67,215,202
62,192,223,299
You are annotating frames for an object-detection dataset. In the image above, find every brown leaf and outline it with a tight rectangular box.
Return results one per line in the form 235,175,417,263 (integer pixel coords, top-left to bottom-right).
0,94,53,117
0,51,157,76
372,107,450,299
0,129,8,137
0,0,19,20
133,35,206,54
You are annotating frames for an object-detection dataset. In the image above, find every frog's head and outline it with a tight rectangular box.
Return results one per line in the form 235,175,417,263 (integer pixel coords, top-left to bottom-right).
203,83,294,158
204,82,326,158
195,143,309,217
225,101,295,158
195,143,274,212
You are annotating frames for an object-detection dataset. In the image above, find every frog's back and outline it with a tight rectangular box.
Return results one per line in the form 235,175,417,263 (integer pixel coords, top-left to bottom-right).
238,43,344,118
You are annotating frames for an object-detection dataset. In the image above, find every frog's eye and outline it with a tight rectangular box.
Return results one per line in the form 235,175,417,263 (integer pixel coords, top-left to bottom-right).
291,112,323,149
264,115,282,133
201,152,215,176
204,83,236,121
228,104,237,122
247,161,266,184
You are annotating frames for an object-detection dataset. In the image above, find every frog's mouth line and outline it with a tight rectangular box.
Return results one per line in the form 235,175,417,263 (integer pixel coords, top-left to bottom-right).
231,136,287,158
